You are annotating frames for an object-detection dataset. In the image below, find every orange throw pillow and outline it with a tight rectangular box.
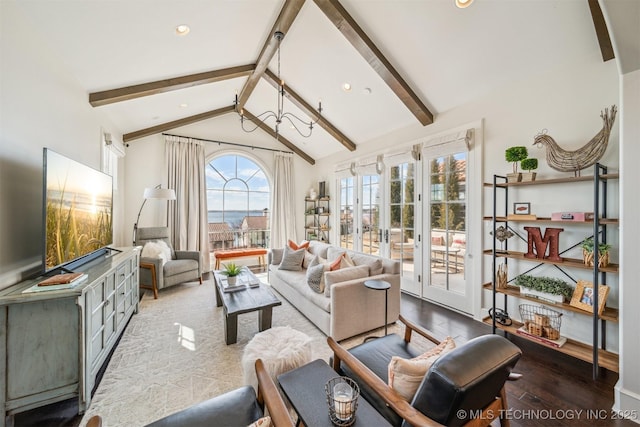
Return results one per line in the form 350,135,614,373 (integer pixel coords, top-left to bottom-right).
329,255,342,271
288,239,310,250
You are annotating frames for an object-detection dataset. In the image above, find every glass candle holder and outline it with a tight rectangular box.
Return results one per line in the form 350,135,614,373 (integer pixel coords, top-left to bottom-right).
325,377,360,426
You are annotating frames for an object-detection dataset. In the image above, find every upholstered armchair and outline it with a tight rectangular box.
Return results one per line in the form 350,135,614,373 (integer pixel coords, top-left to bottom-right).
135,226,202,298
328,314,522,427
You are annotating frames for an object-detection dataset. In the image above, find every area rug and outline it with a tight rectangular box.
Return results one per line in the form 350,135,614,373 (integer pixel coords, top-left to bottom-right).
79,273,406,426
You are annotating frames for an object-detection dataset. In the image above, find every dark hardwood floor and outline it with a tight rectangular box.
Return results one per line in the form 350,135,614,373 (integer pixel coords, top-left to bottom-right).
14,291,633,426
400,293,633,427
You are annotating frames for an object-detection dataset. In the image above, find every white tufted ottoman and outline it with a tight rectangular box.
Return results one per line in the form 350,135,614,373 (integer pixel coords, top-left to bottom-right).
241,326,313,392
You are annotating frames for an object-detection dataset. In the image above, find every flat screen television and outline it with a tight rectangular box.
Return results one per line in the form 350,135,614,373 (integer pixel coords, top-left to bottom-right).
43,148,113,273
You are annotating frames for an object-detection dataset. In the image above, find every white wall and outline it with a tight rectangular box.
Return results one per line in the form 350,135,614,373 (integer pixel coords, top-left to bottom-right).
0,2,124,289
615,68,640,420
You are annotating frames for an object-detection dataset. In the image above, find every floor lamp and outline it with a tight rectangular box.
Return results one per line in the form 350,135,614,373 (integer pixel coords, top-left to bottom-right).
133,185,176,244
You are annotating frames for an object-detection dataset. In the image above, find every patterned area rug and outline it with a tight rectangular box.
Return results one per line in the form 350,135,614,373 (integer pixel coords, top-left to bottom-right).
79,273,405,426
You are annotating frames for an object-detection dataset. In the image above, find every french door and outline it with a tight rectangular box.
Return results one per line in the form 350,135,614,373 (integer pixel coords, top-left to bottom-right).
422,148,472,313
384,157,421,295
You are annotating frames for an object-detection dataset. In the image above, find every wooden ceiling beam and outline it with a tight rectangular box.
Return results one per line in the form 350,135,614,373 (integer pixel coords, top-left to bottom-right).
242,110,315,165
263,69,356,152
313,0,433,126
588,0,615,62
236,0,306,110
89,64,255,107
123,105,235,142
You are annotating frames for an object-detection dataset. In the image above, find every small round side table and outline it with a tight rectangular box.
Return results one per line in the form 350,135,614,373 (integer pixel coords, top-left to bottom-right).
364,279,391,339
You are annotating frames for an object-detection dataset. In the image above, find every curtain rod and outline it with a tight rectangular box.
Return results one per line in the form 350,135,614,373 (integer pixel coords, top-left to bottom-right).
162,133,293,154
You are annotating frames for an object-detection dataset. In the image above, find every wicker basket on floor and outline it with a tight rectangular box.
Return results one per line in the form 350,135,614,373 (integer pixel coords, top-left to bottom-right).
519,304,562,340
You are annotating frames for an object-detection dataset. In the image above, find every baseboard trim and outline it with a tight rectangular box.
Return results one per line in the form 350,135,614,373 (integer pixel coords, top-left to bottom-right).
614,381,640,424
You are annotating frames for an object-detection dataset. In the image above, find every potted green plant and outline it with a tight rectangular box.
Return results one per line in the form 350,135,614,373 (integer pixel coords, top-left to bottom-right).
221,262,243,286
580,237,611,268
505,146,528,183
520,158,538,182
514,274,574,303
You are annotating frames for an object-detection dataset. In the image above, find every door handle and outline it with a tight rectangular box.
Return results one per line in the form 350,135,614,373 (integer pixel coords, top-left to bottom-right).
384,229,389,243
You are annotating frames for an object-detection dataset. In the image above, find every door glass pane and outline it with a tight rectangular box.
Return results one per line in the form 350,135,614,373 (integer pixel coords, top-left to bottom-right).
361,175,380,255
429,153,467,292
389,163,415,274
339,177,354,250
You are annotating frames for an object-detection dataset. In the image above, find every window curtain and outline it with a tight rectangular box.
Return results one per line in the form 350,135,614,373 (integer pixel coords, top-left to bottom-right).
165,135,210,271
271,152,296,249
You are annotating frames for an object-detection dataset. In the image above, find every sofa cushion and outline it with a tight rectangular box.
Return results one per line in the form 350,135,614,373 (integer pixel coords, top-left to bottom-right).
278,245,305,271
324,265,370,297
387,336,456,402
348,252,384,276
272,269,331,313
163,259,198,276
308,241,331,259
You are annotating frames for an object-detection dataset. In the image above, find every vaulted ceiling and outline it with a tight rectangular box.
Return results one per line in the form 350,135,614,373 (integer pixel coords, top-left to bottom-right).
15,0,615,164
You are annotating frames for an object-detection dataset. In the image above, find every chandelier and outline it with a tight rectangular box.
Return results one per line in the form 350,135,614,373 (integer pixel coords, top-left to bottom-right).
234,31,322,138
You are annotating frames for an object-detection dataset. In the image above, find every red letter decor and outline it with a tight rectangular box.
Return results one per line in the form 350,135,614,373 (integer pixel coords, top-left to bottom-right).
524,227,564,262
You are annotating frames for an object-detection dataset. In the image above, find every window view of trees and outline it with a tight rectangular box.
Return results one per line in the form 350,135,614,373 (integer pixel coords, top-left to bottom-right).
390,163,415,261
430,155,466,232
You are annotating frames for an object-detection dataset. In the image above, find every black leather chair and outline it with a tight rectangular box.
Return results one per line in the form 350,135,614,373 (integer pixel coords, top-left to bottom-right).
328,315,522,427
86,359,294,427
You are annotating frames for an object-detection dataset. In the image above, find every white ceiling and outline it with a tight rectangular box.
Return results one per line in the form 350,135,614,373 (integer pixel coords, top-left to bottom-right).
15,0,606,161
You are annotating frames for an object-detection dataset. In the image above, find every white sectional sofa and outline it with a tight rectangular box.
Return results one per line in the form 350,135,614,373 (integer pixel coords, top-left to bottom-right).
267,241,401,341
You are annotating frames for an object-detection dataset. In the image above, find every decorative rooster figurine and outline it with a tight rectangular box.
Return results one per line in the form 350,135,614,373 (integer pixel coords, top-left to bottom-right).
534,105,617,176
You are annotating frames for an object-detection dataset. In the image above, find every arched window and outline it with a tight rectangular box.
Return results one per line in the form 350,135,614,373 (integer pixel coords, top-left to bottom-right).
206,154,270,250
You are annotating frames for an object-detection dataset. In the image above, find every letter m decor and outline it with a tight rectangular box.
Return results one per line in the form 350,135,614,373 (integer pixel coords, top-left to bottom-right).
524,227,564,262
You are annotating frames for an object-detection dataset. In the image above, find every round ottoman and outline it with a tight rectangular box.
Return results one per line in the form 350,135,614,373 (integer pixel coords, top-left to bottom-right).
241,326,313,392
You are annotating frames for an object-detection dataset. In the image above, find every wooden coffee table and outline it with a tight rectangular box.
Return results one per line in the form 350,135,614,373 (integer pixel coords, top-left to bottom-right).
278,359,392,427
213,268,281,344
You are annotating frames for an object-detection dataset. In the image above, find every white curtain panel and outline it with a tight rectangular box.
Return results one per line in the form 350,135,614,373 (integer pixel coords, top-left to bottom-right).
271,152,296,249
165,135,210,270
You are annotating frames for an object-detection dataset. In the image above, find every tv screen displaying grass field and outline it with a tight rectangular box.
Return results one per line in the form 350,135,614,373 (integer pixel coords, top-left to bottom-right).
44,149,113,271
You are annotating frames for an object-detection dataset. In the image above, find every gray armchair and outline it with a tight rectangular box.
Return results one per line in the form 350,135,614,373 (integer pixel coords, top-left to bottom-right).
135,226,202,298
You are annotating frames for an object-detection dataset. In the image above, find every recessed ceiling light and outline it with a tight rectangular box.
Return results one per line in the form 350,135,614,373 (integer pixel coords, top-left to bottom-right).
179,103,188,108
363,87,372,95
455,0,474,8
342,83,352,92
175,24,190,36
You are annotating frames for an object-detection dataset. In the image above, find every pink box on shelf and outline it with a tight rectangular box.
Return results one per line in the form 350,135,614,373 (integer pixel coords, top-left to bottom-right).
551,212,594,222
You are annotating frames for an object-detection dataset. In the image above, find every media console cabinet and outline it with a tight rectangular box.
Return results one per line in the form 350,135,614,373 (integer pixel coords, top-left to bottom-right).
0,247,140,426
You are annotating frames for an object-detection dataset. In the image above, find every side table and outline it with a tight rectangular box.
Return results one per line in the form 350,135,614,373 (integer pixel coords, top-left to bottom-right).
364,279,391,340
278,359,391,427
139,261,158,299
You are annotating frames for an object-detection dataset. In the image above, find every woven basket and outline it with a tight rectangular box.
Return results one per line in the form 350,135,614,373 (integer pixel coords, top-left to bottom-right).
520,304,562,340
583,250,609,268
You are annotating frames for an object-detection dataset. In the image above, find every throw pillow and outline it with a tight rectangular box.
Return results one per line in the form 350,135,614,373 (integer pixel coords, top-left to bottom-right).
302,250,316,269
141,240,172,266
324,265,370,297
388,336,456,402
340,252,355,269
329,255,342,271
247,416,271,427
278,245,306,271
288,239,310,250
306,262,326,293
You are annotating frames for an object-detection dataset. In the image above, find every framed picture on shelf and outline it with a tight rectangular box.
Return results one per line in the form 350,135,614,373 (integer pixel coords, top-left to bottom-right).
569,280,609,315
513,202,531,215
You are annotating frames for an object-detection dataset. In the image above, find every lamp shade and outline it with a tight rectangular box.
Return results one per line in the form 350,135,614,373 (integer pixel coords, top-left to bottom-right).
143,187,176,200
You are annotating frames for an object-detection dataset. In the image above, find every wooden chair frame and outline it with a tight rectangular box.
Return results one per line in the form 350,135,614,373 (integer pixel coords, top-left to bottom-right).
328,314,519,427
